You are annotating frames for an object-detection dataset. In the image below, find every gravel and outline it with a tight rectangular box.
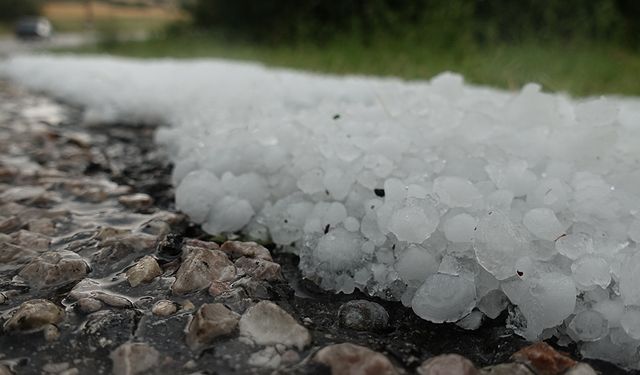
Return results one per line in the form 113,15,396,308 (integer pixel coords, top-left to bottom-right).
0,81,630,374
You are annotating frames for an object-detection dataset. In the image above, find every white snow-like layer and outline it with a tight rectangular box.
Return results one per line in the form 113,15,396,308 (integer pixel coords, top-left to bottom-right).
2,55,640,367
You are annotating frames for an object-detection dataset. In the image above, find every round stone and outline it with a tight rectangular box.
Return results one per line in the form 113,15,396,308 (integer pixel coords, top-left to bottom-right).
338,299,389,331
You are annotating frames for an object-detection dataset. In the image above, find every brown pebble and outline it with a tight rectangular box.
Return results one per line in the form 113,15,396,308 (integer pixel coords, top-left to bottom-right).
75,187,107,203
43,324,60,342
0,186,46,204
69,280,133,308
19,250,88,289
313,343,398,375
239,301,311,350
118,193,154,210
511,342,577,375
183,360,197,370
42,361,70,373
92,292,133,308
171,247,236,295
0,216,21,234
27,218,55,236
186,303,240,350
152,300,177,317
181,300,195,311
76,297,103,314
10,229,50,251
184,238,219,250
417,354,478,375
220,240,272,261
126,256,162,287
4,299,64,332
235,257,283,281
99,230,158,252
0,166,17,183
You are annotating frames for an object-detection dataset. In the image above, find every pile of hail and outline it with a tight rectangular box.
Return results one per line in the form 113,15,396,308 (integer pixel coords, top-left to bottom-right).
3,55,640,368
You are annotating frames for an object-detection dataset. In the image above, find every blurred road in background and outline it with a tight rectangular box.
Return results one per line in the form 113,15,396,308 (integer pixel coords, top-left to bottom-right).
0,33,92,57
0,30,153,58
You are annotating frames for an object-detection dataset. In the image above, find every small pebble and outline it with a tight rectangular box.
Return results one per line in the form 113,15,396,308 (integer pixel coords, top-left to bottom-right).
151,300,177,317
18,250,88,289
417,354,478,375
91,292,133,308
186,303,240,350
43,362,69,373
10,229,50,251
313,343,398,375
118,193,153,210
183,238,219,250
181,300,195,311
480,363,534,375
76,297,103,314
69,280,133,308
0,216,22,234
183,360,197,370
27,218,55,236
171,247,236,295
565,363,598,375
511,342,576,375
220,241,273,261
235,257,283,281
4,299,64,332
239,301,311,350
0,365,11,375
126,255,162,287
337,300,389,331
43,324,60,342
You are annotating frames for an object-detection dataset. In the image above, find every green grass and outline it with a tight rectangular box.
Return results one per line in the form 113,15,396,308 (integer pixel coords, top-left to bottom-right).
0,23,10,36
50,18,171,34
57,33,640,97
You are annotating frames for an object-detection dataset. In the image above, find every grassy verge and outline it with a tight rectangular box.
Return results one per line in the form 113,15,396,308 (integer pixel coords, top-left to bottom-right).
57,33,640,97
0,23,12,36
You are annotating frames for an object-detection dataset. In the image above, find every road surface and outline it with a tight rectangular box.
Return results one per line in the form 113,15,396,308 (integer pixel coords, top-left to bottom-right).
0,32,95,58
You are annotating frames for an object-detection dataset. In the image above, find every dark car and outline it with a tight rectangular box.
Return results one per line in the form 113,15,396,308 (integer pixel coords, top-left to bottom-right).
15,17,53,39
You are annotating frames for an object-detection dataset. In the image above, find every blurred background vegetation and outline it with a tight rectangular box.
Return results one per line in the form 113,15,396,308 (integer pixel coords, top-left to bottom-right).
0,0,42,23
185,0,640,49
0,0,639,96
